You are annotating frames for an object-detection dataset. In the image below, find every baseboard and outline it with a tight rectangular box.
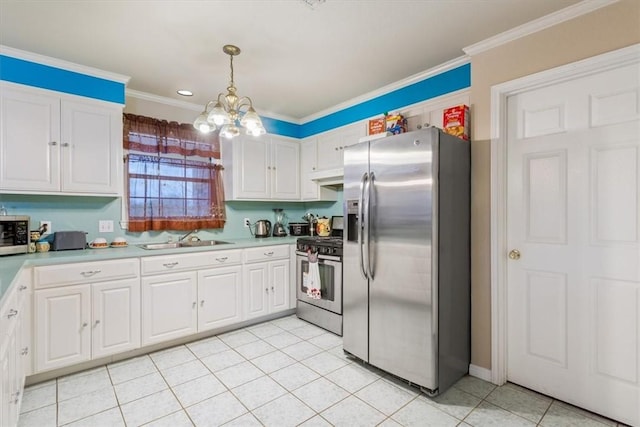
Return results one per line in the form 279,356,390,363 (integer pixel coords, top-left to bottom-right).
469,364,492,382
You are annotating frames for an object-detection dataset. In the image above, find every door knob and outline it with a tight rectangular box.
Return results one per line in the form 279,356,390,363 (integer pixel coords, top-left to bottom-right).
508,249,521,260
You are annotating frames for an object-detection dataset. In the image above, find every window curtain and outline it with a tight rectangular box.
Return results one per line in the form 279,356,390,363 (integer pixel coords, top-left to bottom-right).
123,113,226,232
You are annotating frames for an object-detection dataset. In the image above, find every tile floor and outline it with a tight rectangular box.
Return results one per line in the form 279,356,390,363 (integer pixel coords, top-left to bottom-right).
18,315,627,427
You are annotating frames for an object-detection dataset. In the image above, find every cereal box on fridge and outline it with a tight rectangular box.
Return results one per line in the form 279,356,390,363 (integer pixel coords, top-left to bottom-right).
443,105,470,141
368,118,386,135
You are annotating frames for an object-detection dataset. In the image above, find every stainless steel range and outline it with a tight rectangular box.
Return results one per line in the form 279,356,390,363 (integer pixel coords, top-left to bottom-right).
295,220,343,335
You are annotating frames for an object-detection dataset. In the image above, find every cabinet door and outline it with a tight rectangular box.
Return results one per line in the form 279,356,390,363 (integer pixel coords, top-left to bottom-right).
243,263,269,320
271,137,300,200
0,333,16,427
300,138,319,199
141,272,197,346
0,86,60,191
61,100,121,194
92,278,141,359
35,285,91,372
317,132,342,170
269,260,290,313
197,266,242,332
235,136,271,199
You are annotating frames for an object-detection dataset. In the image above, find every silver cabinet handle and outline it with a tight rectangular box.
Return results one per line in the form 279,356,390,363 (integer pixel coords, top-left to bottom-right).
215,257,228,263
192,302,196,309
82,322,88,328
272,166,276,170
200,300,204,307
94,320,101,327
21,347,28,356
81,270,101,277
267,166,272,170
271,286,274,292
61,142,69,147
49,141,57,146
7,309,17,319
19,285,27,291
265,288,269,293
163,262,179,268
264,251,274,257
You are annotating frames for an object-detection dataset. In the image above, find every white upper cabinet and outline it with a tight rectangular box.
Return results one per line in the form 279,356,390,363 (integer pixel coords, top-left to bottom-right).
316,123,366,171
222,134,300,200
0,83,122,195
300,137,337,201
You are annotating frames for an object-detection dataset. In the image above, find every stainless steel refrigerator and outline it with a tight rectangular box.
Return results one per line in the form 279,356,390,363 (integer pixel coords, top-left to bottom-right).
343,127,470,396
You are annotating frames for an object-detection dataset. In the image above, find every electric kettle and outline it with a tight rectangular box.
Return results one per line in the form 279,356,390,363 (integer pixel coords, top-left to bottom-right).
253,220,271,238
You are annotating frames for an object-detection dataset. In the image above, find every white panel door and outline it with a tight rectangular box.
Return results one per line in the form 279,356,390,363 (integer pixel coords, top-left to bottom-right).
0,85,60,191
197,266,243,331
61,100,120,194
35,285,91,372
236,136,270,198
243,263,269,319
92,278,141,359
507,62,640,426
269,260,290,313
271,137,300,200
141,272,197,346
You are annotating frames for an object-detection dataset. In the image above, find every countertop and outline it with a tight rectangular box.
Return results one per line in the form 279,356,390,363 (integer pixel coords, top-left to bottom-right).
0,236,299,303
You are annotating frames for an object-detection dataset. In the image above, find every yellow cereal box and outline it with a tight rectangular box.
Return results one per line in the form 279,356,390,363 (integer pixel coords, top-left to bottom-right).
443,105,470,141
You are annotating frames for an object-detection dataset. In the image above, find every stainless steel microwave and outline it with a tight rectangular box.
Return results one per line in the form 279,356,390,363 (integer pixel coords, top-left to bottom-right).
0,215,30,256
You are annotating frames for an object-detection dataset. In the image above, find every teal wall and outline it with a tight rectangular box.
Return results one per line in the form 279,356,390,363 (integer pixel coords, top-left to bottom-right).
0,192,343,243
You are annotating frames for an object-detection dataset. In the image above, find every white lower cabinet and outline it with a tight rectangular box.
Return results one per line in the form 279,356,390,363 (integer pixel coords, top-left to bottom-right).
1,272,29,427
198,266,243,332
35,285,91,372
34,278,140,372
243,246,290,320
141,272,198,346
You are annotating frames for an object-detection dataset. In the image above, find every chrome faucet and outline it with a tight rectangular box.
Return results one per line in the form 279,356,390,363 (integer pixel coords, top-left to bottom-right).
302,212,316,236
179,229,199,242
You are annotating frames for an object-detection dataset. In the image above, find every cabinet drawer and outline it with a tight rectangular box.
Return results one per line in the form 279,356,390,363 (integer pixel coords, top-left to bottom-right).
34,259,140,289
141,250,241,275
243,245,289,263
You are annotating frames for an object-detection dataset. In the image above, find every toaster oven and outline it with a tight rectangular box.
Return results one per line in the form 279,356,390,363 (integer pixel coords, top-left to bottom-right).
0,215,30,256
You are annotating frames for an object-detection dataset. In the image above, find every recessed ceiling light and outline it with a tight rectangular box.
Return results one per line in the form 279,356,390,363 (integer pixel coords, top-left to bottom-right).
177,90,193,96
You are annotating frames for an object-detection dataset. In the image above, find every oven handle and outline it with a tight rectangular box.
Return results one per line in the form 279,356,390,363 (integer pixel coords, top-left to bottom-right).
359,172,369,279
295,251,341,262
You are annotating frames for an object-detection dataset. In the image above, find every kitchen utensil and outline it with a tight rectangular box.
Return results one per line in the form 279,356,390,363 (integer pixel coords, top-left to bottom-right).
253,220,271,238
273,209,287,237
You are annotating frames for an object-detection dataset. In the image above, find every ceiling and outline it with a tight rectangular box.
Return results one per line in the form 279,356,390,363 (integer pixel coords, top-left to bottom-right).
0,0,582,122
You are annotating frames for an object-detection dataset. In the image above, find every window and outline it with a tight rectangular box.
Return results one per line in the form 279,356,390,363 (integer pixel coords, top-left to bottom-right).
123,114,225,232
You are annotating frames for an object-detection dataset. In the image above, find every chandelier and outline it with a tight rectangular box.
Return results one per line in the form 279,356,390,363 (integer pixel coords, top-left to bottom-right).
193,45,266,138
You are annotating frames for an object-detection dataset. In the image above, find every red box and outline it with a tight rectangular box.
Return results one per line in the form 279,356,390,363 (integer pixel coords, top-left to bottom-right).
443,105,470,140
368,118,386,135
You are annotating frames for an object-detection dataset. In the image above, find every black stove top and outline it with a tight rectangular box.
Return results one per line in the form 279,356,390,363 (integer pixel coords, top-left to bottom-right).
296,235,343,256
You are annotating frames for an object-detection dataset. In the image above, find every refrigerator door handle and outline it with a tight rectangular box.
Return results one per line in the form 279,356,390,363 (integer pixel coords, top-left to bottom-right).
367,171,375,279
358,172,369,279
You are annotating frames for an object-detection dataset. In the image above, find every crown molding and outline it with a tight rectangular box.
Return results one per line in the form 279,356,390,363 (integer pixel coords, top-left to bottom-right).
463,0,619,56
126,89,302,124
300,55,470,123
0,45,130,84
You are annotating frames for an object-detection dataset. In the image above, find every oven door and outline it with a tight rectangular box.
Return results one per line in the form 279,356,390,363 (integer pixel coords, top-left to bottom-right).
296,251,342,314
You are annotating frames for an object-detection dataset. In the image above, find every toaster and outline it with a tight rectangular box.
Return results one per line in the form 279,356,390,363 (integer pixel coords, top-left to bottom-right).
52,231,87,251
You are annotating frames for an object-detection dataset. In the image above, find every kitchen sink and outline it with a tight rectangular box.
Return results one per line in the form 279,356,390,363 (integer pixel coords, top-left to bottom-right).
138,240,231,250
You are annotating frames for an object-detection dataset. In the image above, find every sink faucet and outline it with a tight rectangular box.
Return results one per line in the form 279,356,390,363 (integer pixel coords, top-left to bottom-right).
179,229,199,242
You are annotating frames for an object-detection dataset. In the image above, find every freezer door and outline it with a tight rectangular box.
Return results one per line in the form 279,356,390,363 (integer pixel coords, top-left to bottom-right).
368,129,438,390
342,140,370,362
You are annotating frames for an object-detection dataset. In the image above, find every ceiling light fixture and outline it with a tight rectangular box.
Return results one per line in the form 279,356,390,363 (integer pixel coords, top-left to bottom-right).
177,89,193,96
193,44,266,138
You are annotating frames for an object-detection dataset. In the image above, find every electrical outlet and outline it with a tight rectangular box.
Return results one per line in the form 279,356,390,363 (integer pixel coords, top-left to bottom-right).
40,220,52,235
99,220,114,233
244,218,251,228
